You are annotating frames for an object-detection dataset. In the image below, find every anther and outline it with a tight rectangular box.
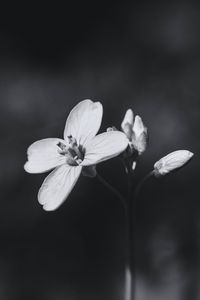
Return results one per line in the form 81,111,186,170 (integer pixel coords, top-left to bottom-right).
57,142,68,154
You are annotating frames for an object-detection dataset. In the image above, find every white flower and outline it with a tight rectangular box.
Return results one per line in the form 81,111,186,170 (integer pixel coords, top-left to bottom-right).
154,150,194,177
24,99,128,211
121,109,147,155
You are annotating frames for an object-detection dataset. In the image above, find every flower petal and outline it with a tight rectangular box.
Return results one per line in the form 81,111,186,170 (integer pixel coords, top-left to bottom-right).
24,138,68,174
64,99,103,146
81,131,128,166
38,164,82,211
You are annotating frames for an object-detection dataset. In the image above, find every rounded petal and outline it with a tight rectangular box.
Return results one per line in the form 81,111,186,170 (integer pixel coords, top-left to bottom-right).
81,131,129,166
154,150,194,176
64,99,103,146
38,164,82,211
24,138,68,174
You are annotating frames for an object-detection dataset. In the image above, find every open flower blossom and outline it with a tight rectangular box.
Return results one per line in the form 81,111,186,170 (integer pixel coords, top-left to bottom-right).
121,109,147,155
24,99,128,211
153,150,194,177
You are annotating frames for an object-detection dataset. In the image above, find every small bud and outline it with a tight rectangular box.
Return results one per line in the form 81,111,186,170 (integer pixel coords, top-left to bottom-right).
132,115,148,155
121,109,134,139
121,110,148,156
154,150,194,177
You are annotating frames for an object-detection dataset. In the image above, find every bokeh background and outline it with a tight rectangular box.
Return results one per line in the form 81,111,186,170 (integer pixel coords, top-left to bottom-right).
0,1,200,299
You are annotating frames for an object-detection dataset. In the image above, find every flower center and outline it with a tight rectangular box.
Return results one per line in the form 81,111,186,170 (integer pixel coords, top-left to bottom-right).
57,136,85,166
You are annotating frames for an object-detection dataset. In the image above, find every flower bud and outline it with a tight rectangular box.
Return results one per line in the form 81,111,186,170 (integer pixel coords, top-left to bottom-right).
132,115,148,155
154,150,194,177
122,110,148,155
121,109,134,140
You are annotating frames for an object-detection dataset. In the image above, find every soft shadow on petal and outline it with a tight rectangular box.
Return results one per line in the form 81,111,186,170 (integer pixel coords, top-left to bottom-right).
38,164,82,211
64,99,103,146
24,138,68,174
81,131,129,166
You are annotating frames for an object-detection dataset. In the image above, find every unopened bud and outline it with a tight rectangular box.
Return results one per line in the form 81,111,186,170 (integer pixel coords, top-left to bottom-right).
132,115,148,155
121,109,148,156
121,109,134,140
154,150,194,177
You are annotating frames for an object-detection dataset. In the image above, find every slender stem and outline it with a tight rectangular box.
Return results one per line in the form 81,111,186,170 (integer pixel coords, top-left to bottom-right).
96,173,126,208
96,172,133,299
125,262,132,300
96,171,153,300
125,172,134,300
134,171,154,200
125,171,154,300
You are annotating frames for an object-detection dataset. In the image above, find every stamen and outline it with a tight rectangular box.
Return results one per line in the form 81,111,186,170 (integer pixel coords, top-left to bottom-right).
68,136,84,161
57,141,68,155
57,141,67,151
57,136,84,166
68,135,77,147
75,158,83,165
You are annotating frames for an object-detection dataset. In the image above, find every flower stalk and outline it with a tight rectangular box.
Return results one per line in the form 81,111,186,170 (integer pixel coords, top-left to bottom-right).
124,171,134,300
124,171,154,300
96,173,126,209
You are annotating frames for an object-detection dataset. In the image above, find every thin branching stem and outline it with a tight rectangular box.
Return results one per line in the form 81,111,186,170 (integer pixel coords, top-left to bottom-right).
96,170,154,300
125,170,154,300
96,173,126,209
134,171,154,200
125,171,134,300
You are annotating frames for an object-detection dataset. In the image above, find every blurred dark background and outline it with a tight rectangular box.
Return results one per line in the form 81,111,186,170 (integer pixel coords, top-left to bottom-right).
0,1,200,299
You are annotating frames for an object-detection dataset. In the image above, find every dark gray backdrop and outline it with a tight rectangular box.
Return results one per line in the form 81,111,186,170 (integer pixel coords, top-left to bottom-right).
0,1,199,299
